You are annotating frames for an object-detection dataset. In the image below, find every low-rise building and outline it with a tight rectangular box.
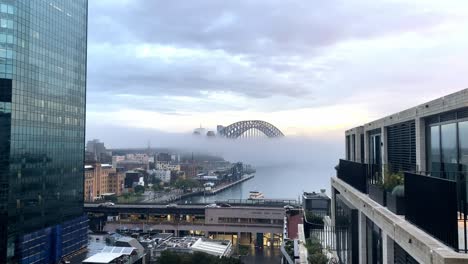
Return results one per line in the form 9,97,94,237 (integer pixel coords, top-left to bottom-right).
153,169,171,183
180,163,198,178
84,163,125,202
156,161,180,171
302,190,330,217
83,245,145,264
152,237,232,259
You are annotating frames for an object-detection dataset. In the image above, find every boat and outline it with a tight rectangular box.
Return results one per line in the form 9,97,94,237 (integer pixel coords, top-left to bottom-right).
248,191,264,200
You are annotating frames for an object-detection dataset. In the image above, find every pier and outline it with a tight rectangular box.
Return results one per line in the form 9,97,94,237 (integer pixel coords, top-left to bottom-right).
204,174,255,195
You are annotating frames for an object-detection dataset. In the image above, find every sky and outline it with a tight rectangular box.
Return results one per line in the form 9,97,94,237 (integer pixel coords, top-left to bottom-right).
86,0,468,147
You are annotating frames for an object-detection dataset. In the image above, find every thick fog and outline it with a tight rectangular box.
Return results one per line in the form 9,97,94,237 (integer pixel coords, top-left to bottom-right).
87,124,343,169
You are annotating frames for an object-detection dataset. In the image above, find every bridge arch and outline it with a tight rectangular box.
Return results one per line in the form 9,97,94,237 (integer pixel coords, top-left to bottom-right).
218,120,284,139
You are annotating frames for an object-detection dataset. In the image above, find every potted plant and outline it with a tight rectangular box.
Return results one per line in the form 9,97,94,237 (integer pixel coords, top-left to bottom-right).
386,184,405,215
383,171,405,215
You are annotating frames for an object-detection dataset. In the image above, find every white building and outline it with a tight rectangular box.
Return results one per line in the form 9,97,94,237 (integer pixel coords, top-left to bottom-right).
154,170,171,183
156,161,180,171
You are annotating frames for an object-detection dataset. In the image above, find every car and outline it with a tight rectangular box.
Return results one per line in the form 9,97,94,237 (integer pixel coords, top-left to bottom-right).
205,203,219,208
98,202,115,207
166,203,178,208
284,205,294,210
216,203,231,208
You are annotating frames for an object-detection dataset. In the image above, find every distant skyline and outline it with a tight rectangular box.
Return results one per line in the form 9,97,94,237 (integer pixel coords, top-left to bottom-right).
87,0,468,139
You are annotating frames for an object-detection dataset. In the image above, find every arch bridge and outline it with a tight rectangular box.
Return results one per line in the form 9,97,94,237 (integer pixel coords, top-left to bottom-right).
217,120,284,139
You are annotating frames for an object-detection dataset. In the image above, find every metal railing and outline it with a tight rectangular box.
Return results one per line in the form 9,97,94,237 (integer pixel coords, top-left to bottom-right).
405,171,468,253
337,159,369,194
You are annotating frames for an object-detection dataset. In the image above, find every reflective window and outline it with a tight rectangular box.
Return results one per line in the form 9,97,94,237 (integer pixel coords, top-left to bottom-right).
459,121,468,172
429,125,441,175
441,123,458,178
0,18,12,29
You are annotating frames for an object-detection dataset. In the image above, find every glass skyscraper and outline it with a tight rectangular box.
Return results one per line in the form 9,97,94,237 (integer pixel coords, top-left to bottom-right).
0,1,88,263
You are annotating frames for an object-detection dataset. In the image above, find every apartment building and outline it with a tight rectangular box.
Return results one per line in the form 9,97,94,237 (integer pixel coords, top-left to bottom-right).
333,89,468,263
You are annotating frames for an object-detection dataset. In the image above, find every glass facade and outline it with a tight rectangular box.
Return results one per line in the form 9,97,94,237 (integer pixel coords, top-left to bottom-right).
427,120,468,180
0,0,88,263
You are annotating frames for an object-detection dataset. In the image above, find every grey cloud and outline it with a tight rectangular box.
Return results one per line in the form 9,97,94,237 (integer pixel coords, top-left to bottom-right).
87,0,451,113
89,0,443,56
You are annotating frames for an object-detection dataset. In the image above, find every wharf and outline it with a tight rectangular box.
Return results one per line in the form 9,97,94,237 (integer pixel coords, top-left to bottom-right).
204,174,255,195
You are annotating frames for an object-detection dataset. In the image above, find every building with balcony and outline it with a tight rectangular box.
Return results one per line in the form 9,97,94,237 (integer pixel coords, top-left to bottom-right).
333,88,468,263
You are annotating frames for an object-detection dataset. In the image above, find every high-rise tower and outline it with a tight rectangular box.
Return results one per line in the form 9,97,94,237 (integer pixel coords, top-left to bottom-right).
0,1,88,263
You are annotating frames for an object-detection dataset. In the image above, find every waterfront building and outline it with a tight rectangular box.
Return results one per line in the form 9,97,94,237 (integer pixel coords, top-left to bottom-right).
334,88,468,263
0,0,88,262
180,163,198,178
84,163,122,202
107,171,125,196
85,203,287,248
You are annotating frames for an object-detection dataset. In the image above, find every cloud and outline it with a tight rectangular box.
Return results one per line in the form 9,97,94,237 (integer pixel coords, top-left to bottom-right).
86,0,468,136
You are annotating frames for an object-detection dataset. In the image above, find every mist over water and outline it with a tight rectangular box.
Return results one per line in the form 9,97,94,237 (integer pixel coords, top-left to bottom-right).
87,125,344,198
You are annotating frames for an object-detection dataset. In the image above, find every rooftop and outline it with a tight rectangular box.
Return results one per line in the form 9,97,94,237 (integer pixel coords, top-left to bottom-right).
83,253,124,264
303,190,329,199
155,237,232,257
191,238,232,257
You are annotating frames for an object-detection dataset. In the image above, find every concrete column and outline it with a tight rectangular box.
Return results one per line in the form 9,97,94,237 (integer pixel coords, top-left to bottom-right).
415,117,426,171
383,233,394,264
237,232,241,245
330,187,336,226
270,232,274,247
381,126,388,172
359,211,367,264
364,130,369,164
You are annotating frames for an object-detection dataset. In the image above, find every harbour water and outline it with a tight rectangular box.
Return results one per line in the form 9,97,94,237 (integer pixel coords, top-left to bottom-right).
182,163,334,203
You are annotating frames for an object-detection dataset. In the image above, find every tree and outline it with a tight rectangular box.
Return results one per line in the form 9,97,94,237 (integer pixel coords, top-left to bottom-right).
134,185,145,194
174,179,200,192
105,195,118,203
122,193,131,200
305,238,328,264
152,181,162,192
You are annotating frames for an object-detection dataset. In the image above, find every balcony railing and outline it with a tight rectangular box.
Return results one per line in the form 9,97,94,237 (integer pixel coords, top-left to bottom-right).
405,171,468,253
337,159,370,194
